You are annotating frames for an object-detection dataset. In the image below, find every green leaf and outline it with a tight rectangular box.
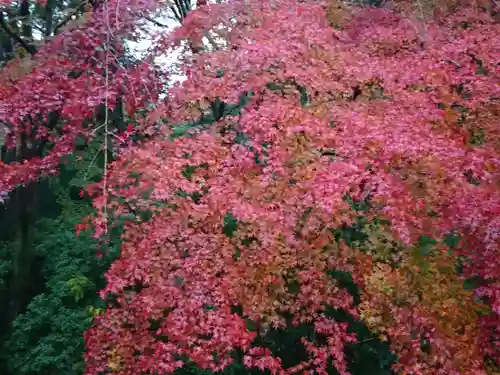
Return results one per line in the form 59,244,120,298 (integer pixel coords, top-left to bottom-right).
266,82,283,91
418,235,437,257
298,85,309,107
223,212,238,238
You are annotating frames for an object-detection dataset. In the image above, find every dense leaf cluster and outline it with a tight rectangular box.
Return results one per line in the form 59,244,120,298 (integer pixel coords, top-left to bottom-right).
83,1,500,375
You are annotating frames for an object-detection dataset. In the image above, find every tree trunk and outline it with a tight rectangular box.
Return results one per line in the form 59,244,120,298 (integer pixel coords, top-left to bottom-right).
7,0,35,320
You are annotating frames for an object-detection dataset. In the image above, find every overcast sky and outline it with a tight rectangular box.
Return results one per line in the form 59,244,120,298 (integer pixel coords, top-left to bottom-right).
127,10,188,85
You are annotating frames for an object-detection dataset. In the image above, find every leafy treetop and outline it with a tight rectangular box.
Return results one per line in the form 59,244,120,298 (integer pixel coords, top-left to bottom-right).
0,0,166,192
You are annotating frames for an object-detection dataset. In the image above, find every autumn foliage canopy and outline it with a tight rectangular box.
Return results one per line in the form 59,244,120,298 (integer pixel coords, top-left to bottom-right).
1,0,500,374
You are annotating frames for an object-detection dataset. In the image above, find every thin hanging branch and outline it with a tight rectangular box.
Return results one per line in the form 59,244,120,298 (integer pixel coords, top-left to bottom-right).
103,0,110,234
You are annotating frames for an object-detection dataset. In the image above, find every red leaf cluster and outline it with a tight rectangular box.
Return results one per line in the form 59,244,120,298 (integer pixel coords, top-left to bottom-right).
0,0,164,192
84,1,500,374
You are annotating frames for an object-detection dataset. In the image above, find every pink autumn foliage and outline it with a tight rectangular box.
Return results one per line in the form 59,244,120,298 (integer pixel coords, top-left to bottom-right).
0,0,490,374
82,1,500,374
0,0,165,192
79,2,500,374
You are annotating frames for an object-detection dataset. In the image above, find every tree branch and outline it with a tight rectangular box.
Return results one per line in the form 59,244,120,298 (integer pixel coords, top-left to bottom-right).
144,15,169,28
53,1,88,35
53,0,103,35
0,12,36,55
174,0,190,19
169,5,182,22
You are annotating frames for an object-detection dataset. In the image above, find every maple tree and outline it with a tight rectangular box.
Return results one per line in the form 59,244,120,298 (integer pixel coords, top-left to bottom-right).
79,1,500,374
1,0,500,374
0,0,167,194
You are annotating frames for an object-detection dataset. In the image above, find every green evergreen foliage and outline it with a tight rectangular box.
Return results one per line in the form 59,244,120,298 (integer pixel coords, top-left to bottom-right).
0,128,117,375
2,189,119,375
